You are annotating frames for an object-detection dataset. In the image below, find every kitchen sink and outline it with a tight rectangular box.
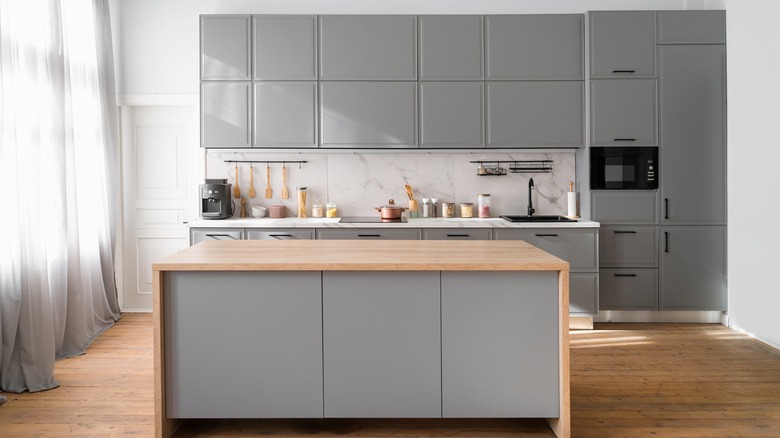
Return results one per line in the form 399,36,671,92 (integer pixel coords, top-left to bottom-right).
500,215,578,223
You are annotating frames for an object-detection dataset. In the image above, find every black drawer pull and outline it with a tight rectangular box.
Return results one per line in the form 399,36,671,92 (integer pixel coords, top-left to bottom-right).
664,198,669,220
613,70,636,73
613,138,636,142
206,234,237,239
358,234,381,238
613,230,637,234
268,234,293,238
446,234,470,237
535,233,559,237
614,273,638,277
664,231,669,253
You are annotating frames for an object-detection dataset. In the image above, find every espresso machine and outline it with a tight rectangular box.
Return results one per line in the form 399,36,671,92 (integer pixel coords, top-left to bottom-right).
199,179,233,219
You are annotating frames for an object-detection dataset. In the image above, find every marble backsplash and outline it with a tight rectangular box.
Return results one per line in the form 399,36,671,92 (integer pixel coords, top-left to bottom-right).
206,151,577,218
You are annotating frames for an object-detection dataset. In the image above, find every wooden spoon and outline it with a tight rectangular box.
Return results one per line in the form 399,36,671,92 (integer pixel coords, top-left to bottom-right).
281,164,289,199
265,163,273,199
248,164,256,198
233,164,240,198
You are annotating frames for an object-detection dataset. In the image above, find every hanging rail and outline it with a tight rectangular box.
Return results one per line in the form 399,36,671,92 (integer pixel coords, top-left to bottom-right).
469,160,553,175
224,159,308,168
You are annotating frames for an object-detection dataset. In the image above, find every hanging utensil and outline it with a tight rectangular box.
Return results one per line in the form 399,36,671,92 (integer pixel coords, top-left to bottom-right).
281,163,289,199
233,164,241,198
248,163,256,198
265,163,273,199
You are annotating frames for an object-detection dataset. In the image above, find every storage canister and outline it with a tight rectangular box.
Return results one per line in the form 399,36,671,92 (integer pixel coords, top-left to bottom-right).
460,202,473,218
442,202,455,218
478,194,491,218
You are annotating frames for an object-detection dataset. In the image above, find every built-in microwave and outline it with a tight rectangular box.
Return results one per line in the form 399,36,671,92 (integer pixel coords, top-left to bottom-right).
590,147,658,190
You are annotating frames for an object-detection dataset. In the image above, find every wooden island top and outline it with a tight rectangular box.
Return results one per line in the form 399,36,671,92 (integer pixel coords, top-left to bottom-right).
153,239,569,272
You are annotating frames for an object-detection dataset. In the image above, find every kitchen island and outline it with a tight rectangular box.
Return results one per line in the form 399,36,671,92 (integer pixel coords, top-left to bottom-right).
152,240,571,438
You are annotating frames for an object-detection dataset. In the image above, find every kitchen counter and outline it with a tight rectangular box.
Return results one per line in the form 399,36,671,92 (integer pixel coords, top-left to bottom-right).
186,217,600,229
153,240,570,438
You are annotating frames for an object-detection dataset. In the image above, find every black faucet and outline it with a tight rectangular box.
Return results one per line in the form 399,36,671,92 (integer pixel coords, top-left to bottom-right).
527,178,535,217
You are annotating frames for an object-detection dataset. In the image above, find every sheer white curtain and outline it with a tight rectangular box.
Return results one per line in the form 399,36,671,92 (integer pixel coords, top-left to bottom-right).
0,0,121,397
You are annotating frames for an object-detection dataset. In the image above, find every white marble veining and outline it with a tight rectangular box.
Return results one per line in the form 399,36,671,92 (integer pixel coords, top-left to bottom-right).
206,151,577,218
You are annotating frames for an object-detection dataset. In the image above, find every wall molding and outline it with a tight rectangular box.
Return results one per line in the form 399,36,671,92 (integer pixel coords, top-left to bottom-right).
117,93,198,107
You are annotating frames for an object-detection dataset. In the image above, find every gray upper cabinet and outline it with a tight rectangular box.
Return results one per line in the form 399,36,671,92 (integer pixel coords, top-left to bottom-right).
201,82,251,148
657,11,726,45
589,11,656,78
200,15,251,80
590,79,657,146
659,45,726,225
319,15,416,80
253,15,317,80
320,82,417,148
418,15,483,80
486,81,583,148
485,14,584,80
253,82,317,147
419,82,483,148
659,226,726,311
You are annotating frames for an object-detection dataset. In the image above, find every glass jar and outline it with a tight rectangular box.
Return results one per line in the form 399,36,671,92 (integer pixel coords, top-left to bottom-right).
312,201,324,218
430,198,439,218
442,202,455,218
326,202,338,218
297,187,307,218
478,194,491,218
408,199,419,218
460,202,474,218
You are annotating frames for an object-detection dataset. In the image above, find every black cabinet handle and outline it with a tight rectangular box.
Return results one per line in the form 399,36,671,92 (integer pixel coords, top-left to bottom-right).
358,234,381,238
268,234,293,239
664,232,669,253
206,234,237,239
613,70,636,73
535,233,559,237
613,138,636,142
614,273,638,277
664,198,669,220
446,234,470,238
614,230,637,234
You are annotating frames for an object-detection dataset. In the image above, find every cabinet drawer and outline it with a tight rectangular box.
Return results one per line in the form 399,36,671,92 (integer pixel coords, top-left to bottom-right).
190,228,244,245
591,191,657,224
570,273,599,316
493,228,597,271
317,229,420,240
600,268,658,310
246,229,314,240
590,79,657,146
422,229,491,241
599,226,657,267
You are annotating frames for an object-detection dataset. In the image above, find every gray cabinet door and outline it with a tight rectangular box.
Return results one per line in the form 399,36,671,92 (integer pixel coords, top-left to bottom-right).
591,191,657,224
418,15,483,80
486,81,583,148
492,228,598,271
657,11,726,45
190,228,243,245
441,271,559,417
323,271,441,418
253,15,317,80
200,15,251,80
599,226,658,267
589,11,656,78
600,268,658,310
246,228,314,240
253,82,317,147
419,82,483,148
165,271,323,418
570,273,599,316
201,82,251,148
659,45,726,225
659,226,726,311
422,228,491,240
485,15,584,80
319,15,416,80
320,82,417,148
316,228,420,240
590,79,657,146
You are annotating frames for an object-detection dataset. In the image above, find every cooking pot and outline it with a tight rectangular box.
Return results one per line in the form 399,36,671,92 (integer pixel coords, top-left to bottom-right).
374,199,407,219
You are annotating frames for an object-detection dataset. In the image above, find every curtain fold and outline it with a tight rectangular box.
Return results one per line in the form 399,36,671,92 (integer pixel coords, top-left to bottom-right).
0,0,121,394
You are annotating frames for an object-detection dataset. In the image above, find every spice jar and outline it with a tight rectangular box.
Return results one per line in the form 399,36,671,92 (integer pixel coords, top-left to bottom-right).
442,202,455,218
430,198,439,218
478,194,491,218
297,187,307,218
326,202,338,218
312,201,324,218
422,198,430,218
460,202,474,218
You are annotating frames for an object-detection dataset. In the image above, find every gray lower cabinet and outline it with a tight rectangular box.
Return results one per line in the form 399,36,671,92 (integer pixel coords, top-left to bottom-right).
657,11,726,45
253,82,317,147
201,82,251,148
570,273,599,316
200,15,250,80
246,228,314,240
318,15,416,80
322,272,441,417
659,44,726,225
190,228,243,245
599,226,657,268
590,79,657,146
485,14,584,80
422,228,491,241
441,271,559,417
659,226,726,311
591,191,657,224
320,82,417,148
253,15,317,80
165,271,323,418
419,82,483,148
418,15,483,80
600,268,658,310
589,11,656,78
486,81,584,148
317,228,421,240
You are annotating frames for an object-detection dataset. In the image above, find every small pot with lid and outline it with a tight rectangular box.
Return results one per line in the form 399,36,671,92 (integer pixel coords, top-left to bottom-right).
374,199,408,219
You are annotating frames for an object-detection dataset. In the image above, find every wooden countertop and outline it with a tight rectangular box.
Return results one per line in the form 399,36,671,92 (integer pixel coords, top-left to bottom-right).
152,240,569,272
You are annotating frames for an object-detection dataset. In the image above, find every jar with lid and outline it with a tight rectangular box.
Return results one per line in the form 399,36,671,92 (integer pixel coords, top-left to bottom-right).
326,202,338,218
312,200,324,218
430,198,439,218
297,187,307,218
460,202,474,218
442,202,455,218
478,194,491,218
421,198,430,218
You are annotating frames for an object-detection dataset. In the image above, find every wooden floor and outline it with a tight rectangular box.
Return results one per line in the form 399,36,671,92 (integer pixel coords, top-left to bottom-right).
1,314,779,437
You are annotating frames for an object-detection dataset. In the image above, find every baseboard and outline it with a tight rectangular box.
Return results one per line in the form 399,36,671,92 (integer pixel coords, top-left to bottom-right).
120,308,153,313
569,316,594,330
595,310,724,323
